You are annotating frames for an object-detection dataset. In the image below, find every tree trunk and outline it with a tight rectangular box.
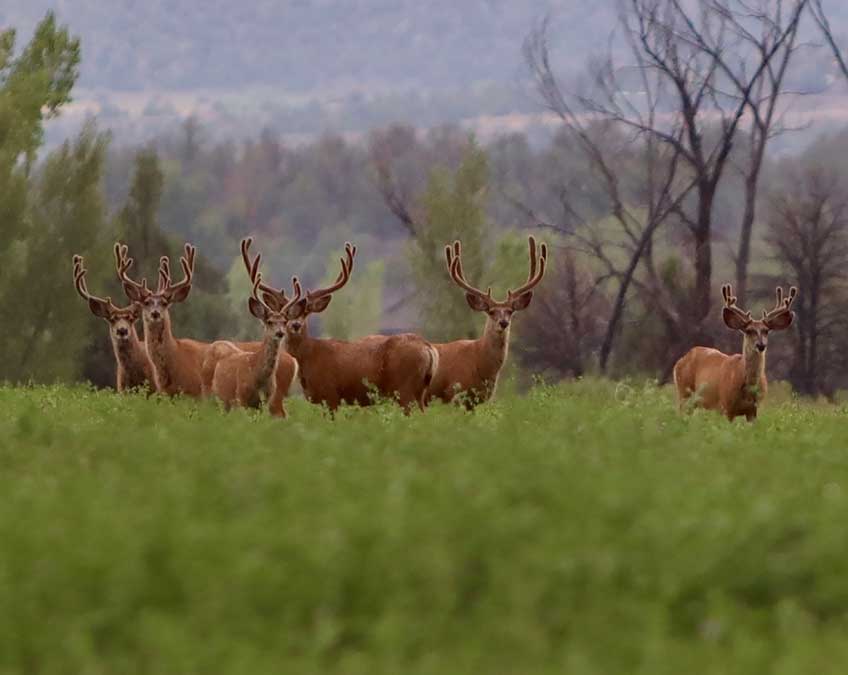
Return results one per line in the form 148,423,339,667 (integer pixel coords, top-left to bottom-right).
735,174,759,308
808,286,819,396
692,181,715,328
598,224,662,372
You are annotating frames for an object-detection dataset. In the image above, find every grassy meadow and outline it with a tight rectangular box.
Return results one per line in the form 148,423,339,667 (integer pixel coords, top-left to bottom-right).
2,380,848,673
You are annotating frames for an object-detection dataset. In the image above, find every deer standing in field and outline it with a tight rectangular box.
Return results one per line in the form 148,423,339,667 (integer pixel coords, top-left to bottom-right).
673,284,797,421
72,254,155,392
246,238,438,413
427,236,547,408
116,242,211,397
201,240,300,416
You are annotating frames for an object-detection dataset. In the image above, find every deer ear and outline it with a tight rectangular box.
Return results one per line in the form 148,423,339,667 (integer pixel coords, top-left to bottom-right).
261,291,285,312
308,295,333,314
466,293,489,312
88,298,111,319
723,307,750,331
248,297,267,320
167,284,192,304
284,297,308,320
766,311,794,331
122,282,145,303
510,291,533,311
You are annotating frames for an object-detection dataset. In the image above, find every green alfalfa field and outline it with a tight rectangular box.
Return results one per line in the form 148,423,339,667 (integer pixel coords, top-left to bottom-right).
2,379,848,674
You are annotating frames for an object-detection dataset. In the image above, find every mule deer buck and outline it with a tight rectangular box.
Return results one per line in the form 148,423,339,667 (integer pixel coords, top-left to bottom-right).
72,254,154,392
116,242,211,396
673,284,797,421
427,236,547,407
201,239,300,416
246,238,438,413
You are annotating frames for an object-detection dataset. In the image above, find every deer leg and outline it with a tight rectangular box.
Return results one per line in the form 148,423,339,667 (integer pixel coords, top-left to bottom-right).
395,386,421,415
268,388,287,418
324,397,340,418
746,410,757,423
268,400,286,417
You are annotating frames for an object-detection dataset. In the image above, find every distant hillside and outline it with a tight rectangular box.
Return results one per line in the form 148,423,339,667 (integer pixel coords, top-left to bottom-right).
3,0,848,146
1,0,612,92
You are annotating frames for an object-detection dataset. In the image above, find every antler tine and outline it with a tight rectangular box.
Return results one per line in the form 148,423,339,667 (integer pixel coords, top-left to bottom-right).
239,237,289,305
448,249,490,299
344,242,356,276
73,255,92,300
114,242,148,294
444,240,460,273
113,243,124,275
508,235,548,298
241,237,258,282
284,275,303,311
763,285,798,321
527,235,538,279
73,255,115,309
721,282,752,322
156,242,196,298
307,243,357,300
787,286,798,304
248,271,275,313
158,255,172,293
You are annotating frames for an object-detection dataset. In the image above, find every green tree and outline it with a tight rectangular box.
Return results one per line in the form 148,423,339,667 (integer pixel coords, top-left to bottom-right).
0,123,110,383
409,139,489,341
0,11,81,273
321,257,384,340
117,147,167,262
116,147,238,345
0,14,111,384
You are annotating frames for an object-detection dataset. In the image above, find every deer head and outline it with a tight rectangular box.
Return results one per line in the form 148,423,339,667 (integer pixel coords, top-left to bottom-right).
73,254,141,343
239,238,302,343
282,242,357,338
115,242,196,327
445,235,547,334
722,283,797,356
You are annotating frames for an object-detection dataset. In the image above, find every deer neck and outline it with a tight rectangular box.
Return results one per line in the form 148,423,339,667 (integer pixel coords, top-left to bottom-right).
112,328,146,365
144,315,180,380
145,315,176,348
253,335,283,388
481,320,510,372
741,340,766,391
283,324,311,361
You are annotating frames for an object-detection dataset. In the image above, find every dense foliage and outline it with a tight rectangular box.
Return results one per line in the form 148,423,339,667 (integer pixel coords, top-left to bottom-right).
2,381,848,673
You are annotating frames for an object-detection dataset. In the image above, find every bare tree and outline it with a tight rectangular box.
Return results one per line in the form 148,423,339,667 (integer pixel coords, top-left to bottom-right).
709,0,810,306
515,250,610,378
524,18,696,373
370,125,422,237
810,0,848,80
525,0,809,376
766,164,848,396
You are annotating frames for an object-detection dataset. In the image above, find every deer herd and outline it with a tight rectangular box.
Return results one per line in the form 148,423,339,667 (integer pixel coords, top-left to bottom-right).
73,236,546,417
73,234,798,422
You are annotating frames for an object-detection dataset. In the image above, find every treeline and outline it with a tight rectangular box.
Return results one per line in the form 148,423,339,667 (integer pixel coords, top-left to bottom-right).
6,4,848,397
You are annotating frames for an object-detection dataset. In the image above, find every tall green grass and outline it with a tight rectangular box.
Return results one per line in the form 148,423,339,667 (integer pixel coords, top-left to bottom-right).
2,380,848,674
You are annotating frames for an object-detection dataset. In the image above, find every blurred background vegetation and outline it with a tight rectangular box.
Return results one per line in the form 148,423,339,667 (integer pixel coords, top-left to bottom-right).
4,3,848,395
